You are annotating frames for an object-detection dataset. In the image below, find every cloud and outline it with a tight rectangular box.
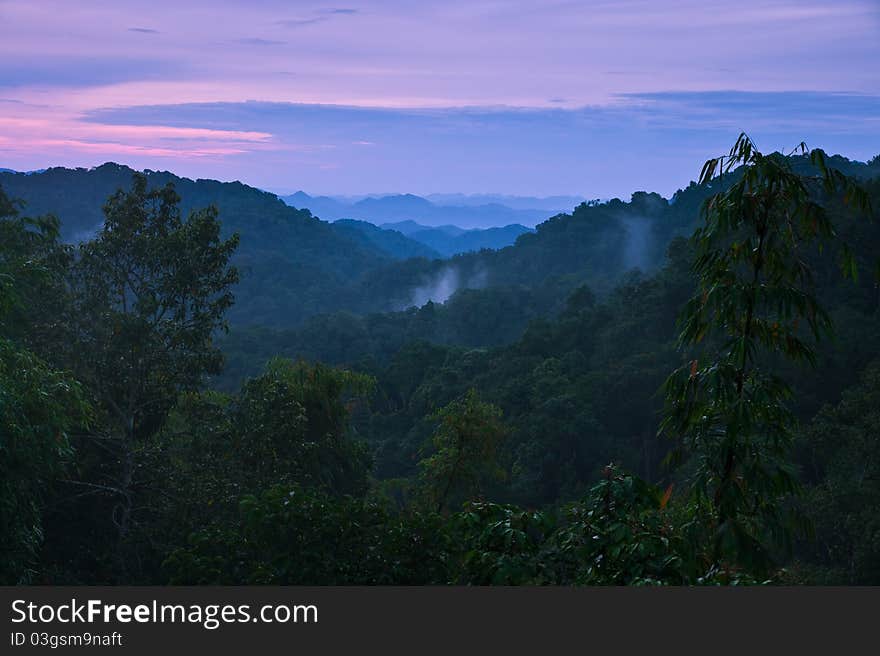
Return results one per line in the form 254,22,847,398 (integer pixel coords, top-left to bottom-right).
1,1,877,193
0,112,275,163
277,6,359,28
3,0,877,111
0,136,250,159
236,37,287,46
276,17,326,28
81,92,880,138
618,90,880,133
0,56,183,88
70,92,879,197
604,71,654,77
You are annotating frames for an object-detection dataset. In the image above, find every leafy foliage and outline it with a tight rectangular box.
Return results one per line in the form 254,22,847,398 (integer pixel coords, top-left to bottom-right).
417,389,506,512
0,340,88,583
48,174,239,580
1,143,878,585
797,362,880,583
662,134,871,574
164,485,451,585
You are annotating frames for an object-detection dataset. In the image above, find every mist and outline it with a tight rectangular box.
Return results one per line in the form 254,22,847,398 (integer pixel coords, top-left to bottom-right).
620,215,653,272
407,265,488,308
410,267,460,307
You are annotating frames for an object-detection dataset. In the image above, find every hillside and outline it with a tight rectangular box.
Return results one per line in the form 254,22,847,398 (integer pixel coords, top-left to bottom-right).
0,163,666,328
281,190,564,228
3,153,878,331
0,164,393,325
332,219,441,260
4,146,880,588
384,221,534,257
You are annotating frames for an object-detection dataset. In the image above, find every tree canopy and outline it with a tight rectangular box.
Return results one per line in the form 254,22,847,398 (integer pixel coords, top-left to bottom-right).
1,141,878,585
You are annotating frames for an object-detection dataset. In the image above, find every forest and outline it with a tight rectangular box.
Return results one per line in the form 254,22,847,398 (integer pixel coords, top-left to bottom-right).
2,135,879,585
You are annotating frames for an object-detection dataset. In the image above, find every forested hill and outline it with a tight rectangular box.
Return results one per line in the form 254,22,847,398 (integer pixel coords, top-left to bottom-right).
331,219,442,260
380,221,535,257
0,164,402,325
2,154,878,329
1,163,669,328
281,190,557,228
4,141,880,586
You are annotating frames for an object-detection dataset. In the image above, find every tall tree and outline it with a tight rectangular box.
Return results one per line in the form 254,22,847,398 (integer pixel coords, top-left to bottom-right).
0,340,88,583
0,185,73,354
0,185,89,583
661,134,871,576
66,174,239,578
418,389,506,512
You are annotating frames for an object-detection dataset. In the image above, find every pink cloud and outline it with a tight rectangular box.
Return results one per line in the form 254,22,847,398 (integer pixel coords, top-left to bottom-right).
0,113,275,163
0,136,250,158
0,1,875,191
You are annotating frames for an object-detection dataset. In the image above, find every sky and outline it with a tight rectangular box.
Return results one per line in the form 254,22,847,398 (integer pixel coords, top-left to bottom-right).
0,0,878,198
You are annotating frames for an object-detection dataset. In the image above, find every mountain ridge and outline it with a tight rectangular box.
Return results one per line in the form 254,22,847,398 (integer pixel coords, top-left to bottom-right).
3,153,877,330
281,190,568,229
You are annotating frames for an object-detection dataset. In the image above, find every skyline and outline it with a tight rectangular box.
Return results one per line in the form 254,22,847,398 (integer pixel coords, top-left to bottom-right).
1,0,878,197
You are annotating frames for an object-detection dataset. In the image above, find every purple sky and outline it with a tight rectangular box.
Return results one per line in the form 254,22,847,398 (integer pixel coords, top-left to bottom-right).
1,0,878,198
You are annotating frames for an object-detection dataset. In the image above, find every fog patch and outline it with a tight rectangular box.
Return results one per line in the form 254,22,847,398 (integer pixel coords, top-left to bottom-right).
468,266,488,289
620,215,652,272
407,265,488,308
410,267,459,307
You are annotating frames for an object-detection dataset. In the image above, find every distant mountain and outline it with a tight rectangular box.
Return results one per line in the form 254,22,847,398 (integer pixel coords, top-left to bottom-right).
283,191,350,222
280,191,569,229
0,167,46,175
0,163,647,329
380,220,467,237
377,221,534,257
354,193,434,217
332,219,440,260
335,218,531,258
6,152,875,331
424,193,586,211
0,165,533,326
0,163,395,326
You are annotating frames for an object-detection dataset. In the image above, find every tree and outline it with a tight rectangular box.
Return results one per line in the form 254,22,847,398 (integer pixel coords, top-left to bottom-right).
418,389,506,512
0,184,73,354
799,361,880,583
661,134,871,576
444,464,698,585
65,174,239,578
164,484,452,585
125,359,374,580
0,340,89,583
0,185,91,583
231,359,374,494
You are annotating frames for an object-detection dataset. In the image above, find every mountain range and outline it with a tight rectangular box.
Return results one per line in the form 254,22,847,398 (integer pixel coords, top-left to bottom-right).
281,190,570,229
3,153,877,331
0,162,688,329
375,220,533,257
